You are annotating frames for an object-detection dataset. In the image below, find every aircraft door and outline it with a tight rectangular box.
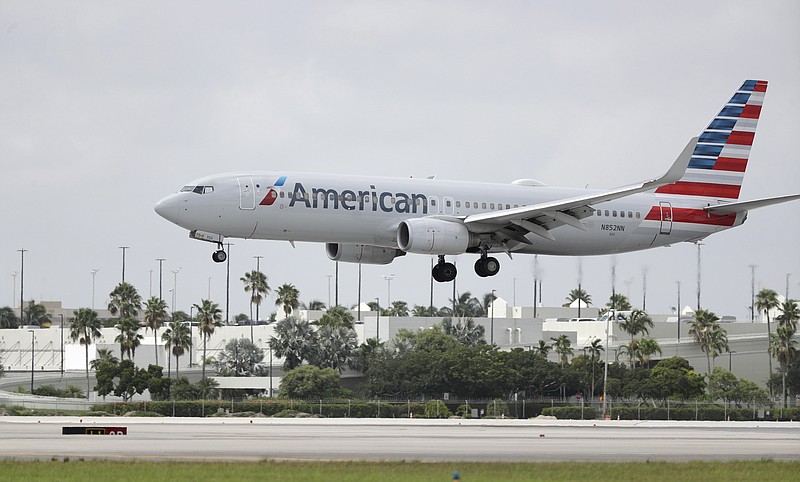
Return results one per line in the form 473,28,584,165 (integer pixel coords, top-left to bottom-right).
659,201,673,235
238,177,256,210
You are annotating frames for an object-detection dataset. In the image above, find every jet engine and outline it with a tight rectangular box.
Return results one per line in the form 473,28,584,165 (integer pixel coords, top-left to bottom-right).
325,243,405,265
397,218,479,255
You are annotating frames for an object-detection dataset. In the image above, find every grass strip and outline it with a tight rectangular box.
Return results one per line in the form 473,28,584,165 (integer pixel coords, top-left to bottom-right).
1,459,798,482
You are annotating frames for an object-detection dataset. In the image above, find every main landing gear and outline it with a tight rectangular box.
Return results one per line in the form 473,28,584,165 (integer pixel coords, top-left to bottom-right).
432,255,457,282
212,244,227,263
431,252,501,282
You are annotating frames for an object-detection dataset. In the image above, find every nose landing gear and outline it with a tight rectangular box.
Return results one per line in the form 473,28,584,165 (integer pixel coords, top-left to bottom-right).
212,244,227,263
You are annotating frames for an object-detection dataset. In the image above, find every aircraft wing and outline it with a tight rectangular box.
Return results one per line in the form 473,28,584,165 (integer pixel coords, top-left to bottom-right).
703,193,800,215
463,137,697,243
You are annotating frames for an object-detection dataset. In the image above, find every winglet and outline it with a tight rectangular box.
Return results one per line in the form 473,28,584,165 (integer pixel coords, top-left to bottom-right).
645,137,697,189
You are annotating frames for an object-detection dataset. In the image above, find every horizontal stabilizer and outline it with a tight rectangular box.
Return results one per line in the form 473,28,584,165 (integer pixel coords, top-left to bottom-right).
703,193,800,214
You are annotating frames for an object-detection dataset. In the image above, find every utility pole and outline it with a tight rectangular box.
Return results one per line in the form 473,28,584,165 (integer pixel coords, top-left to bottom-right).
11,271,17,310
172,268,181,318
696,243,703,311
119,246,129,283
91,269,100,310
383,274,395,309
156,258,166,301
642,267,648,312
225,243,232,324
749,265,756,322
18,249,27,323
254,256,263,322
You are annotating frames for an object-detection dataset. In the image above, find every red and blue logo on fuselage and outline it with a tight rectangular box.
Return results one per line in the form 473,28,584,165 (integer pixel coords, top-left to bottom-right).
259,176,287,206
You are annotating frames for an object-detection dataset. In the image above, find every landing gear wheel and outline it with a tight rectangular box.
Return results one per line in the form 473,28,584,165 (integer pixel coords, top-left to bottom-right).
475,256,500,277
431,258,457,283
212,250,227,263
439,262,457,282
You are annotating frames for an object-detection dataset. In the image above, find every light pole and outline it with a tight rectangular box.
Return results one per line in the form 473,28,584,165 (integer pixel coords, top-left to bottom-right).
728,350,736,372
156,258,166,301
326,275,332,309
749,265,756,322
225,243,232,324
172,268,182,318
676,281,681,355
29,330,35,393
189,305,195,366
254,256,263,322
383,274,394,309
18,249,27,323
119,246,129,283
208,277,212,300
490,289,496,345
513,278,517,307
91,269,100,310
602,260,616,418
375,297,380,341
11,271,17,310
696,242,703,310
59,314,64,375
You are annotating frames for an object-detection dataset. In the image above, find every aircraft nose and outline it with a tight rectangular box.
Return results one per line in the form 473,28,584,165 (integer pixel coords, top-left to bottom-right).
154,194,183,224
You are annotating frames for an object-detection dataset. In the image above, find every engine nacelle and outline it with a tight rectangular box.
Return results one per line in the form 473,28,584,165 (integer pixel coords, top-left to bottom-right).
397,218,479,255
325,243,404,265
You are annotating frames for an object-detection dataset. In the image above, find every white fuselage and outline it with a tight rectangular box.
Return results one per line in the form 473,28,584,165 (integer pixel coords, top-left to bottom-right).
154,171,744,256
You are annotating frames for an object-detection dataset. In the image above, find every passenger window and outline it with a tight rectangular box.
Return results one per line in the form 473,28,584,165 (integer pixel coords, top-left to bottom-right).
514,204,519,208
620,211,625,218
605,210,609,216
636,212,641,219
446,200,451,207
482,202,486,209
431,199,437,206
613,210,617,217
280,191,285,198
490,203,495,209
628,211,633,218
506,204,511,209
456,201,461,208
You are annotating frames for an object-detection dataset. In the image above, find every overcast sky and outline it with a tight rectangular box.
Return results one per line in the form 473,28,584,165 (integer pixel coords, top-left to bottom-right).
2,1,798,322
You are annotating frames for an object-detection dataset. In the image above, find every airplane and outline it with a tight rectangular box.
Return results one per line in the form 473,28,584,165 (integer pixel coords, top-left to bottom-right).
155,80,800,283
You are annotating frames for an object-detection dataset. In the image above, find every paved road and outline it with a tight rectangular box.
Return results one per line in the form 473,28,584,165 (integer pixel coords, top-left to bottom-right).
0,417,798,462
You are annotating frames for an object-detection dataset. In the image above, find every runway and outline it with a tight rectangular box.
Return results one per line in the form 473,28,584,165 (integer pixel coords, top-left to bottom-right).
0,417,798,462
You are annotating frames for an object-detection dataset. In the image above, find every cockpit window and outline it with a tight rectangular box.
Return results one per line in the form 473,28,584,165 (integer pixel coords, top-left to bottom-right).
181,185,214,194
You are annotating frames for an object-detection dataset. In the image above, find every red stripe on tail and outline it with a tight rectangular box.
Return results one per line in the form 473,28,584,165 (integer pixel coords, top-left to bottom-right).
655,182,741,199
644,207,737,226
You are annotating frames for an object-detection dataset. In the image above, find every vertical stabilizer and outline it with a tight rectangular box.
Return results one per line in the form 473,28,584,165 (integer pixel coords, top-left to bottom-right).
656,80,767,200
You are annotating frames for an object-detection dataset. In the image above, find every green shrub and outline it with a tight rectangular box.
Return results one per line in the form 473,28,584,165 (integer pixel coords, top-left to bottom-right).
485,399,510,418
540,406,597,420
423,400,452,419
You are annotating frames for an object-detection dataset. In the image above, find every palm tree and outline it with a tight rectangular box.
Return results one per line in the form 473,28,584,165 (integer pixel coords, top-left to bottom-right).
23,300,50,326
275,283,300,318
315,325,360,372
450,292,483,317
69,308,103,399
636,338,663,367
90,348,119,370
194,299,223,381
441,317,486,346
772,300,799,407
689,308,724,374
114,317,143,361
604,293,632,313
533,339,552,358
269,316,318,370
776,300,799,332
143,296,169,366
563,288,591,307
483,292,497,316
386,300,409,316
755,288,780,396
107,282,143,320
304,300,327,311
0,306,18,328
241,270,270,341
316,306,355,329
619,309,654,340
550,335,574,368
161,320,192,378
584,338,604,399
